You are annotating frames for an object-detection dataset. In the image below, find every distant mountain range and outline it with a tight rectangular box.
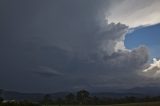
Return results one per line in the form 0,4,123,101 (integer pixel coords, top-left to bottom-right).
127,86,160,96
0,89,69,101
1,86,160,101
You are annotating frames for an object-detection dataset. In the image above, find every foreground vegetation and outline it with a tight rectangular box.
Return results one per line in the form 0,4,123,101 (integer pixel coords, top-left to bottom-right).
107,101,160,106
1,101,160,106
2,102,159,106
42,102,160,106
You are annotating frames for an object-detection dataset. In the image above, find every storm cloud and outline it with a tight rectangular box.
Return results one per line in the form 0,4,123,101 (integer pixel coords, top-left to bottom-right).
0,0,158,93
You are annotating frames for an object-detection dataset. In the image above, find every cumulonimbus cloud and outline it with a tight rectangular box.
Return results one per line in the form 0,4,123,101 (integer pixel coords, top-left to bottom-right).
0,0,159,92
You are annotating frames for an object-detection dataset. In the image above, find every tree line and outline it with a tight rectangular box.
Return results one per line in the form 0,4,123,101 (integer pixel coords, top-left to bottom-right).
41,90,160,105
1,89,160,106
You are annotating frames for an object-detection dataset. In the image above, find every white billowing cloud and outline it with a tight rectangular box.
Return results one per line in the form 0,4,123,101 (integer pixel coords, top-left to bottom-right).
143,58,160,77
98,22,129,56
114,41,127,52
107,0,160,27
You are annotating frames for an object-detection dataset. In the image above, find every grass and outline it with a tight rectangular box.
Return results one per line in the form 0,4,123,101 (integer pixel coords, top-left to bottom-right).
106,101,160,106
46,101,160,106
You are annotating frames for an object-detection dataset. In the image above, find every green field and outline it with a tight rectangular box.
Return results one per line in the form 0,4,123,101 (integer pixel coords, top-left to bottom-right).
106,101,160,106
46,101,160,106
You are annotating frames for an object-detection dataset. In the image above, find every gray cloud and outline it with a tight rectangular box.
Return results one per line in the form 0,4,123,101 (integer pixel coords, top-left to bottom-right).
33,66,63,77
0,0,153,92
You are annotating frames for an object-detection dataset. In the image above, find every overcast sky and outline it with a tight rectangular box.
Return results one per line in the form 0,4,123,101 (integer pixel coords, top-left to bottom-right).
0,0,160,93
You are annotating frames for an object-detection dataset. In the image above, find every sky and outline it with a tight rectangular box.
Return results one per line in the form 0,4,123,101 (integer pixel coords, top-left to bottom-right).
125,24,160,59
0,0,160,93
